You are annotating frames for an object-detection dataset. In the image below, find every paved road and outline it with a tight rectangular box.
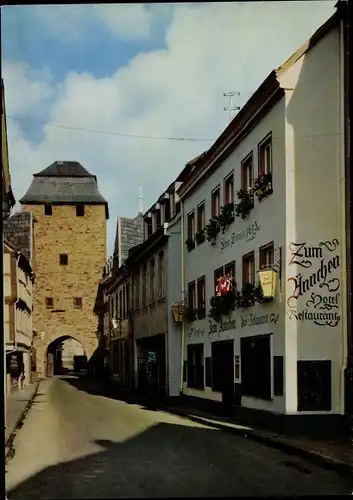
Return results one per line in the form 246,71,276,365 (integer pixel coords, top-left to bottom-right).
5,376,352,498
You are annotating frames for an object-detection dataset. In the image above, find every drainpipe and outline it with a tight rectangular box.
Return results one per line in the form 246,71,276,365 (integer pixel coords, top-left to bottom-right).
345,0,353,431
180,200,185,395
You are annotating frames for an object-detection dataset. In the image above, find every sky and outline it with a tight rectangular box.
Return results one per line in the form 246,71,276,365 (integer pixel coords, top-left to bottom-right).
2,2,336,257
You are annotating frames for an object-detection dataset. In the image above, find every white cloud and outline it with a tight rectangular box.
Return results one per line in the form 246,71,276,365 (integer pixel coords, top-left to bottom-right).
4,1,336,255
93,4,153,40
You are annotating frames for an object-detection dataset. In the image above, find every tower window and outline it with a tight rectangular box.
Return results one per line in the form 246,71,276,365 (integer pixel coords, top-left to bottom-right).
60,254,68,265
76,205,85,217
44,205,52,216
73,297,82,309
45,297,53,309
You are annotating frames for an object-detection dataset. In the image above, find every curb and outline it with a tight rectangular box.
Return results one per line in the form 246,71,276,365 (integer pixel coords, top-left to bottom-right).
164,407,353,477
5,381,40,458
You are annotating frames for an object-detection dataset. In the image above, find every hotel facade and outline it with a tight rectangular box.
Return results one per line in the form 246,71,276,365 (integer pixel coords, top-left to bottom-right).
177,11,348,433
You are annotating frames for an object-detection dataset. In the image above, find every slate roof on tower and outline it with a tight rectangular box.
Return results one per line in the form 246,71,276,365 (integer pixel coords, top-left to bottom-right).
20,161,109,219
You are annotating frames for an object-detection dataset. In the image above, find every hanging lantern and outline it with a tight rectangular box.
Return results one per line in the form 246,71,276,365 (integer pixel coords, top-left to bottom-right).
172,303,185,323
258,269,277,298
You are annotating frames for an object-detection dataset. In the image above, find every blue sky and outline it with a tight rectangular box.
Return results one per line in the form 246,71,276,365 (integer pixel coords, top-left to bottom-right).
2,2,337,257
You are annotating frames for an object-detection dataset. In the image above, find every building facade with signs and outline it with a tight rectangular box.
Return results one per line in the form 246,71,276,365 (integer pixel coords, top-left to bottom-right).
127,164,195,398
4,239,35,392
177,10,348,432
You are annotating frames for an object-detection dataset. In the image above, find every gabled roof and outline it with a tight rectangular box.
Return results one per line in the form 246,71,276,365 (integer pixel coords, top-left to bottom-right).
33,161,95,178
3,211,33,261
20,161,109,219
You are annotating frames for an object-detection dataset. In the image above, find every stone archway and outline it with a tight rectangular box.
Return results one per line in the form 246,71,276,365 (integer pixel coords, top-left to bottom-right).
34,329,98,378
45,335,87,377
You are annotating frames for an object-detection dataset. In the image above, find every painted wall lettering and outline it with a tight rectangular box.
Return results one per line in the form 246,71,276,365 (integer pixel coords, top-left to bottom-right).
188,327,205,338
208,319,236,336
220,221,260,250
287,238,341,327
240,312,279,328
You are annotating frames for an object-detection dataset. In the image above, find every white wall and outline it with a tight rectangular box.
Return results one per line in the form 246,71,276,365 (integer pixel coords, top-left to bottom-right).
182,98,287,412
281,23,346,414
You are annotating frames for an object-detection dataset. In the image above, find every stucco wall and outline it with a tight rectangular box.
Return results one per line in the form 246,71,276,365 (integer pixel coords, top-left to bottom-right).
182,98,286,412
282,24,346,414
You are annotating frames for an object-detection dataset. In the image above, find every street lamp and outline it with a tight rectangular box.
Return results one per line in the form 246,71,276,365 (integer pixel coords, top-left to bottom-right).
258,267,277,299
171,302,186,324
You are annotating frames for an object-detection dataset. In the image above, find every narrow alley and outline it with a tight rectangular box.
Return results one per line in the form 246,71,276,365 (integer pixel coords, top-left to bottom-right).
5,376,352,499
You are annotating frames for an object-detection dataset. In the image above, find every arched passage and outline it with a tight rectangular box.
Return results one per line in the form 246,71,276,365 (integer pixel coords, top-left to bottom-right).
45,335,87,377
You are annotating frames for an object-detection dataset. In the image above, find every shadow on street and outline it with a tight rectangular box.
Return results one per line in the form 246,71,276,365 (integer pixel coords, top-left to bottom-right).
59,375,162,411
6,420,353,499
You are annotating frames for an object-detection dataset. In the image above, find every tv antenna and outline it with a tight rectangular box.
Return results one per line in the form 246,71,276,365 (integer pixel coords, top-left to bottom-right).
223,92,240,123
139,186,143,214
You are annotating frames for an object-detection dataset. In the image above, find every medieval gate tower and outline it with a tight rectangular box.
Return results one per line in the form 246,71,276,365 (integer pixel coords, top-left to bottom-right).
20,161,108,377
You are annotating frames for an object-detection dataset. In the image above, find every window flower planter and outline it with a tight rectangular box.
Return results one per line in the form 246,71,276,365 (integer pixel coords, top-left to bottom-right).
237,282,263,309
195,229,206,245
204,219,221,246
208,291,237,323
217,203,235,233
253,173,273,201
185,236,195,252
234,189,254,220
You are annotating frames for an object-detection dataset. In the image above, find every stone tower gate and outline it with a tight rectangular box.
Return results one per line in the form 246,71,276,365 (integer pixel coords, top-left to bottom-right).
20,161,108,377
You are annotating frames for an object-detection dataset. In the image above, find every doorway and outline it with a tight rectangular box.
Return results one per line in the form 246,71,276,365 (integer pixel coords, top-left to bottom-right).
211,340,234,416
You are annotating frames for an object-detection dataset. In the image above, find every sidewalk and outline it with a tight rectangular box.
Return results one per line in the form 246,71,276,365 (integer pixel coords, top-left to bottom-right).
163,404,353,476
5,381,39,448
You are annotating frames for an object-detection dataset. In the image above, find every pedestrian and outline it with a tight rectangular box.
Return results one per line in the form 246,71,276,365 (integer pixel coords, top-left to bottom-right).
18,369,25,390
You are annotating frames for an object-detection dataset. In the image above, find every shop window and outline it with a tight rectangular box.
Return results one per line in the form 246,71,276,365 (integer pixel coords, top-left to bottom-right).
187,344,204,389
241,334,271,400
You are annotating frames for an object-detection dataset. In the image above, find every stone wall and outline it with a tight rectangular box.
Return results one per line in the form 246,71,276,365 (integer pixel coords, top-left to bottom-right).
21,203,107,376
